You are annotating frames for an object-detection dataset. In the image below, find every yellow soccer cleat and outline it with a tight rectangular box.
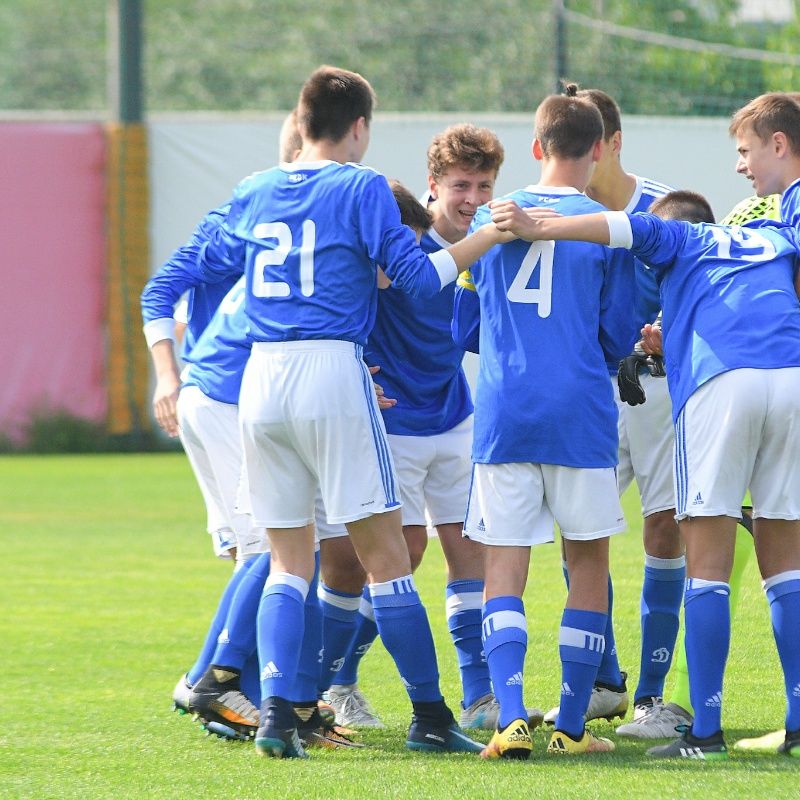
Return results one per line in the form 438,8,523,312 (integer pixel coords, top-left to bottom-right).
547,728,615,754
480,719,533,760
733,729,786,753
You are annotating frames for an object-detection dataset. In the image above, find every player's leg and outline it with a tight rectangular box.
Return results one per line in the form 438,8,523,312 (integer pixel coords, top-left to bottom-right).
462,462,541,760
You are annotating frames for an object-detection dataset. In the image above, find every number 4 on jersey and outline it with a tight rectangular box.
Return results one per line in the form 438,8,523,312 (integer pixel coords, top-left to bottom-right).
507,240,554,317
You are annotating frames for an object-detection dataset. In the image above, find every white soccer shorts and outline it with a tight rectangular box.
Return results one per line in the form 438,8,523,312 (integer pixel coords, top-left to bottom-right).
387,415,472,527
615,374,675,516
674,367,800,521
239,340,401,528
177,385,267,557
463,461,627,547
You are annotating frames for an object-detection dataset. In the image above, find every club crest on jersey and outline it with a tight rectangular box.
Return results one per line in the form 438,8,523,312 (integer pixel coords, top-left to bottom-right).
287,173,307,184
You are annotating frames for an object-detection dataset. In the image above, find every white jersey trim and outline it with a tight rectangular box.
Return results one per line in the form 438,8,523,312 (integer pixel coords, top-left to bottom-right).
427,225,455,250
523,184,582,196
429,249,458,287
604,211,633,249
144,317,176,348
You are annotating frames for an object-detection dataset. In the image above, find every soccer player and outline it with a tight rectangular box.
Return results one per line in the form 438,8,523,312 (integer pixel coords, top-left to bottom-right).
328,125,542,732
453,93,636,759
196,65,510,759
540,86,680,730
491,189,800,760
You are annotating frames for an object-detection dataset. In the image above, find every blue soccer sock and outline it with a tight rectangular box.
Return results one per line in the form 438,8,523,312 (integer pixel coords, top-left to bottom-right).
595,575,623,687
447,579,491,708
257,571,309,702
332,587,379,686
635,554,685,701
764,570,800,732
240,650,261,707
291,552,322,703
210,551,271,671
186,557,255,685
318,583,361,693
482,596,527,728
557,608,607,738
370,575,441,703
684,578,730,738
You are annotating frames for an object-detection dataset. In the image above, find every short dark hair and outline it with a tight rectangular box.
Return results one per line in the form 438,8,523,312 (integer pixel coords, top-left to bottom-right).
729,92,800,156
297,65,376,143
427,124,505,180
563,83,622,141
534,94,604,159
649,190,714,224
388,179,433,232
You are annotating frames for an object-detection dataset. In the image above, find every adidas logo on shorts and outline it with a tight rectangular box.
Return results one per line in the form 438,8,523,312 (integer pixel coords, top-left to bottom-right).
506,671,523,686
691,491,704,506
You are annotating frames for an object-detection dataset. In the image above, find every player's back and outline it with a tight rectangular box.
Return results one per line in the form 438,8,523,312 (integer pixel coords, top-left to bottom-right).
470,186,633,469
220,161,417,347
629,214,800,418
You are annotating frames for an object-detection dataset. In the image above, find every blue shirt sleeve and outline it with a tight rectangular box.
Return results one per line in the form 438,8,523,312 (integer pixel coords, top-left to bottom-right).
627,213,686,279
452,274,481,354
599,247,639,366
141,205,230,324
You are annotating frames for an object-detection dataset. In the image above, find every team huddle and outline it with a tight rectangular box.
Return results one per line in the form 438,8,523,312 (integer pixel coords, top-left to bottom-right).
140,65,800,762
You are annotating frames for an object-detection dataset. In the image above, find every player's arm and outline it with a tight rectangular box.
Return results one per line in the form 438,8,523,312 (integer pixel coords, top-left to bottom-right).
491,200,614,245
452,270,481,354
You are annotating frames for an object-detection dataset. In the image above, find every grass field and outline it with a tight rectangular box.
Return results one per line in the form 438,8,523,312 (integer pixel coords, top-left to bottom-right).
1,454,796,799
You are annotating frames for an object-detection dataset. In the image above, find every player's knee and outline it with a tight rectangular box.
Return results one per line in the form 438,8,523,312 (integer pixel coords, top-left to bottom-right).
644,510,682,558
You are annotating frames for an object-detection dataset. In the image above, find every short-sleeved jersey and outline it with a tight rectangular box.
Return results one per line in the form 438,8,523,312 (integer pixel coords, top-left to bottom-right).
623,212,800,419
625,176,673,333
197,161,449,346
780,178,800,228
464,185,637,468
141,204,238,359
182,277,250,405
364,227,472,436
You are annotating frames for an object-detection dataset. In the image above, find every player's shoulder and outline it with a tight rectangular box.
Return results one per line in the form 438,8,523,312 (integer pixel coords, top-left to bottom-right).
626,175,674,213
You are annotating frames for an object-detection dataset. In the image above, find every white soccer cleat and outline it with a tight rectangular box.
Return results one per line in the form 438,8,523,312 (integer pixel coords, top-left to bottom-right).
544,675,628,725
172,674,193,714
325,683,385,728
616,701,692,739
632,695,663,721
459,692,544,730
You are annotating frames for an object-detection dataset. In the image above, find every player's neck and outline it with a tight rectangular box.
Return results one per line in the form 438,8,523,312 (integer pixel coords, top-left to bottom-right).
297,139,359,165
537,159,593,193
585,166,637,211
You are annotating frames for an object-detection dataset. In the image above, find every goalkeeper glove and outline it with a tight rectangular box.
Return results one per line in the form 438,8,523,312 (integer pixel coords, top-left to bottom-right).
617,350,665,406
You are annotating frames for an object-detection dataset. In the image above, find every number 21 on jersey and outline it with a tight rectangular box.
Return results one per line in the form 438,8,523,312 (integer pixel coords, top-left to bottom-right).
507,240,554,317
252,220,316,298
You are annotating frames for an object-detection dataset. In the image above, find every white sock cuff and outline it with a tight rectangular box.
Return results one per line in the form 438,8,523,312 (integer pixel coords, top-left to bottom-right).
265,571,310,599
369,574,417,597
645,554,686,570
762,569,800,592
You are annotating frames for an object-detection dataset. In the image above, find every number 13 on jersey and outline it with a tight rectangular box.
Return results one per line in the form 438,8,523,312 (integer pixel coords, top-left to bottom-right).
507,240,554,317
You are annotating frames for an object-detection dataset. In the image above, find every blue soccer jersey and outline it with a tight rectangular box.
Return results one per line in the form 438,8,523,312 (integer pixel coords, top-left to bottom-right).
626,176,673,333
462,186,637,468
182,277,250,405
197,162,454,346
364,227,473,436
140,204,238,358
616,211,800,419
781,178,800,228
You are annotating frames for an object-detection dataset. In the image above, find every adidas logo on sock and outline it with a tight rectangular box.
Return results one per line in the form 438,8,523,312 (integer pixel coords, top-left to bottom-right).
561,682,575,697
216,628,230,645
506,671,524,686
704,692,722,708
793,683,800,698
651,647,670,664
401,676,416,691
260,661,283,679
691,491,704,506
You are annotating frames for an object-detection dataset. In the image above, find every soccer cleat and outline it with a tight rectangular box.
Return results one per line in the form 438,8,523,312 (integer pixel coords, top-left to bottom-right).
255,697,308,759
544,672,629,725
616,701,692,739
479,719,532,760
734,729,786,753
172,674,193,714
325,683,385,728
547,728,615,754
295,707,364,750
317,699,337,726
187,666,258,737
459,692,544,731
778,729,800,758
632,696,662,721
646,728,727,760
406,707,484,754
203,720,251,741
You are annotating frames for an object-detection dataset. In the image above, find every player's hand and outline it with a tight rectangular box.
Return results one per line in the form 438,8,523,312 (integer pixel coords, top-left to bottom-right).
489,200,561,240
617,354,648,406
640,323,663,356
368,365,397,409
153,373,181,437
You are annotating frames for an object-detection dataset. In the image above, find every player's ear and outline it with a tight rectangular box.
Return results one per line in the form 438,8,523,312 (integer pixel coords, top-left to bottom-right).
591,138,603,163
353,116,368,140
427,173,438,200
773,131,788,158
611,130,622,155
532,138,543,162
